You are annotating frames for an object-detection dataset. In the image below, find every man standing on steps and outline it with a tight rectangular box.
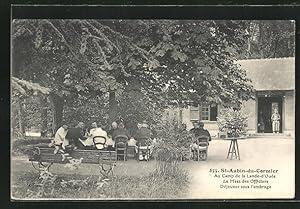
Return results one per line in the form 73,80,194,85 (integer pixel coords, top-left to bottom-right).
271,108,281,134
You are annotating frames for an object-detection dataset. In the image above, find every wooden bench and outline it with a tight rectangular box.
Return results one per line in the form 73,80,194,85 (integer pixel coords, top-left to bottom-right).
28,145,117,177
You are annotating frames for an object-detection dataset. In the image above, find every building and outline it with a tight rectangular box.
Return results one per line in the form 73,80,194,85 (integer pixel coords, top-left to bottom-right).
164,57,295,138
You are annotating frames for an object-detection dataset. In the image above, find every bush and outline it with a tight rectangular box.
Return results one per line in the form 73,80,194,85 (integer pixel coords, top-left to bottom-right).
152,119,193,176
217,108,248,137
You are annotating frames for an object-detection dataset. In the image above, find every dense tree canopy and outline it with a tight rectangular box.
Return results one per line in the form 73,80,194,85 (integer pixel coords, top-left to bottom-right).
241,20,295,59
12,19,261,134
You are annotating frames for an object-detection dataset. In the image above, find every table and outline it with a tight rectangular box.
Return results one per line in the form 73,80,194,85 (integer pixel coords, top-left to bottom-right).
225,137,244,160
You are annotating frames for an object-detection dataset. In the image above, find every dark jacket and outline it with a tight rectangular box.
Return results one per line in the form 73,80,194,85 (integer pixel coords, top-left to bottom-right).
134,127,151,143
189,127,211,141
112,127,130,140
65,128,86,141
107,128,115,137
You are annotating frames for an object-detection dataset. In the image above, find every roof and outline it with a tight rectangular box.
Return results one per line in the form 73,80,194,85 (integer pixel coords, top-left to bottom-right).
237,57,295,91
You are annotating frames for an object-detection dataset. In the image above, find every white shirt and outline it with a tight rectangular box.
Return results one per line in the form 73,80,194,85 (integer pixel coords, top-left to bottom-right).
81,128,108,147
271,113,280,121
127,137,137,146
54,127,68,145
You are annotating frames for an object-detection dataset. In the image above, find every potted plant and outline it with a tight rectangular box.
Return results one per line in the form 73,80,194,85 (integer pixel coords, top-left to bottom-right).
217,108,248,139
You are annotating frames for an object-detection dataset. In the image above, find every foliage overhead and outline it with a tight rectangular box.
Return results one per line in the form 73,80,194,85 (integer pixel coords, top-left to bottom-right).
12,76,51,97
241,20,295,59
12,19,160,101
114,20,255,107
12,19,256,109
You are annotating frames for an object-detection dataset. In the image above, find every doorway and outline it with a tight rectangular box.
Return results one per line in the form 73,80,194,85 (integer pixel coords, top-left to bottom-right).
257,96,282,133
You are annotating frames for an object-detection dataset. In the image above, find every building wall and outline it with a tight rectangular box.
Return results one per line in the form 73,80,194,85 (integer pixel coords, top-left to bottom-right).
181,106,219,138
283,90,295,137
164,90,294,138
241,98,257,134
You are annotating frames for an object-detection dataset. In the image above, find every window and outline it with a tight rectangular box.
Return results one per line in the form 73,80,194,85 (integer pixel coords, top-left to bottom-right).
190,103,218,121
190,105,200,121
200,104,210,120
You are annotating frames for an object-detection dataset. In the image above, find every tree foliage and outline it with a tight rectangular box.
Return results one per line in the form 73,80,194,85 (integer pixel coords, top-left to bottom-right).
12,19,259,133
12,77,51,97
136,20,255,107
241,20,295,59
217,108,248,137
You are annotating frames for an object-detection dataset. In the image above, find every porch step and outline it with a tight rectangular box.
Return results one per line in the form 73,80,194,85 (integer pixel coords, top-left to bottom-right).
248,133,292,138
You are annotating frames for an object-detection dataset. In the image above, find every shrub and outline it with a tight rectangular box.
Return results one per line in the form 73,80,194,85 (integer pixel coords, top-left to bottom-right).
152,119,193,176
217,108,248,137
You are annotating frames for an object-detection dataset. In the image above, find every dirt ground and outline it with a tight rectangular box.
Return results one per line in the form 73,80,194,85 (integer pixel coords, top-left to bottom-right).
181,137,295,199
11,137,295,199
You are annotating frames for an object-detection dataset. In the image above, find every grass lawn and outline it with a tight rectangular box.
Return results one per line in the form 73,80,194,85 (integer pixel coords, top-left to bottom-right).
11,163,189,199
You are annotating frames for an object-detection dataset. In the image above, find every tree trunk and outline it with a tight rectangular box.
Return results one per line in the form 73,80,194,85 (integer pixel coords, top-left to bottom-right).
50,94,64,135
273,38,279,58
179,108,183,127
40,96,48,136
177,100,183,127
247,37,251,58
108,91,118,124
17,98,25,137
258,22,264,58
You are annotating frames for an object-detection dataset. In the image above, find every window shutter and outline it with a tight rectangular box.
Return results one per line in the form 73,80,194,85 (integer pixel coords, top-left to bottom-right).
210,105,218,121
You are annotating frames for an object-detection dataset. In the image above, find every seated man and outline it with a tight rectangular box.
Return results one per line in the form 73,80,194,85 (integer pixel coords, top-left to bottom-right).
189,121,211,159
53,124,77,162
134,121,151,143
127,137,137,158
79,122,108,150
106,122,118,151
107,121,118,137
189,121,211,140
112,122,131,140
53,124,68,154
127,137,137,146
65,122,87,150
134,121,152,161
112,122,130,160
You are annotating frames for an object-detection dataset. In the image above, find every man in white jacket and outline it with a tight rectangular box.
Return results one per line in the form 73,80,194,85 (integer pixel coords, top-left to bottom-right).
53,124,68,154
79,122,108,149
271,108,281,133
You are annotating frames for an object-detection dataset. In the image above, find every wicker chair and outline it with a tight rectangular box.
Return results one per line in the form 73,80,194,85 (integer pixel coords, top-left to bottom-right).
93,136,107,150
193,135,210,161
137,137,151,161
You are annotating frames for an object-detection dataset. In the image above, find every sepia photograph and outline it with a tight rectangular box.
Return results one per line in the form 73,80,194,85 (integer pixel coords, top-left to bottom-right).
11,19,295,200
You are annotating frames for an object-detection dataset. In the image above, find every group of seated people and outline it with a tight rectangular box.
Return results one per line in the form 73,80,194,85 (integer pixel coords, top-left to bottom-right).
52,119,212,161
52,120,154,161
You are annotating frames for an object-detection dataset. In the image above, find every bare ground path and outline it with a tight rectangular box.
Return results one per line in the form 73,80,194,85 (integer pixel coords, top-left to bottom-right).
181,138,294,199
